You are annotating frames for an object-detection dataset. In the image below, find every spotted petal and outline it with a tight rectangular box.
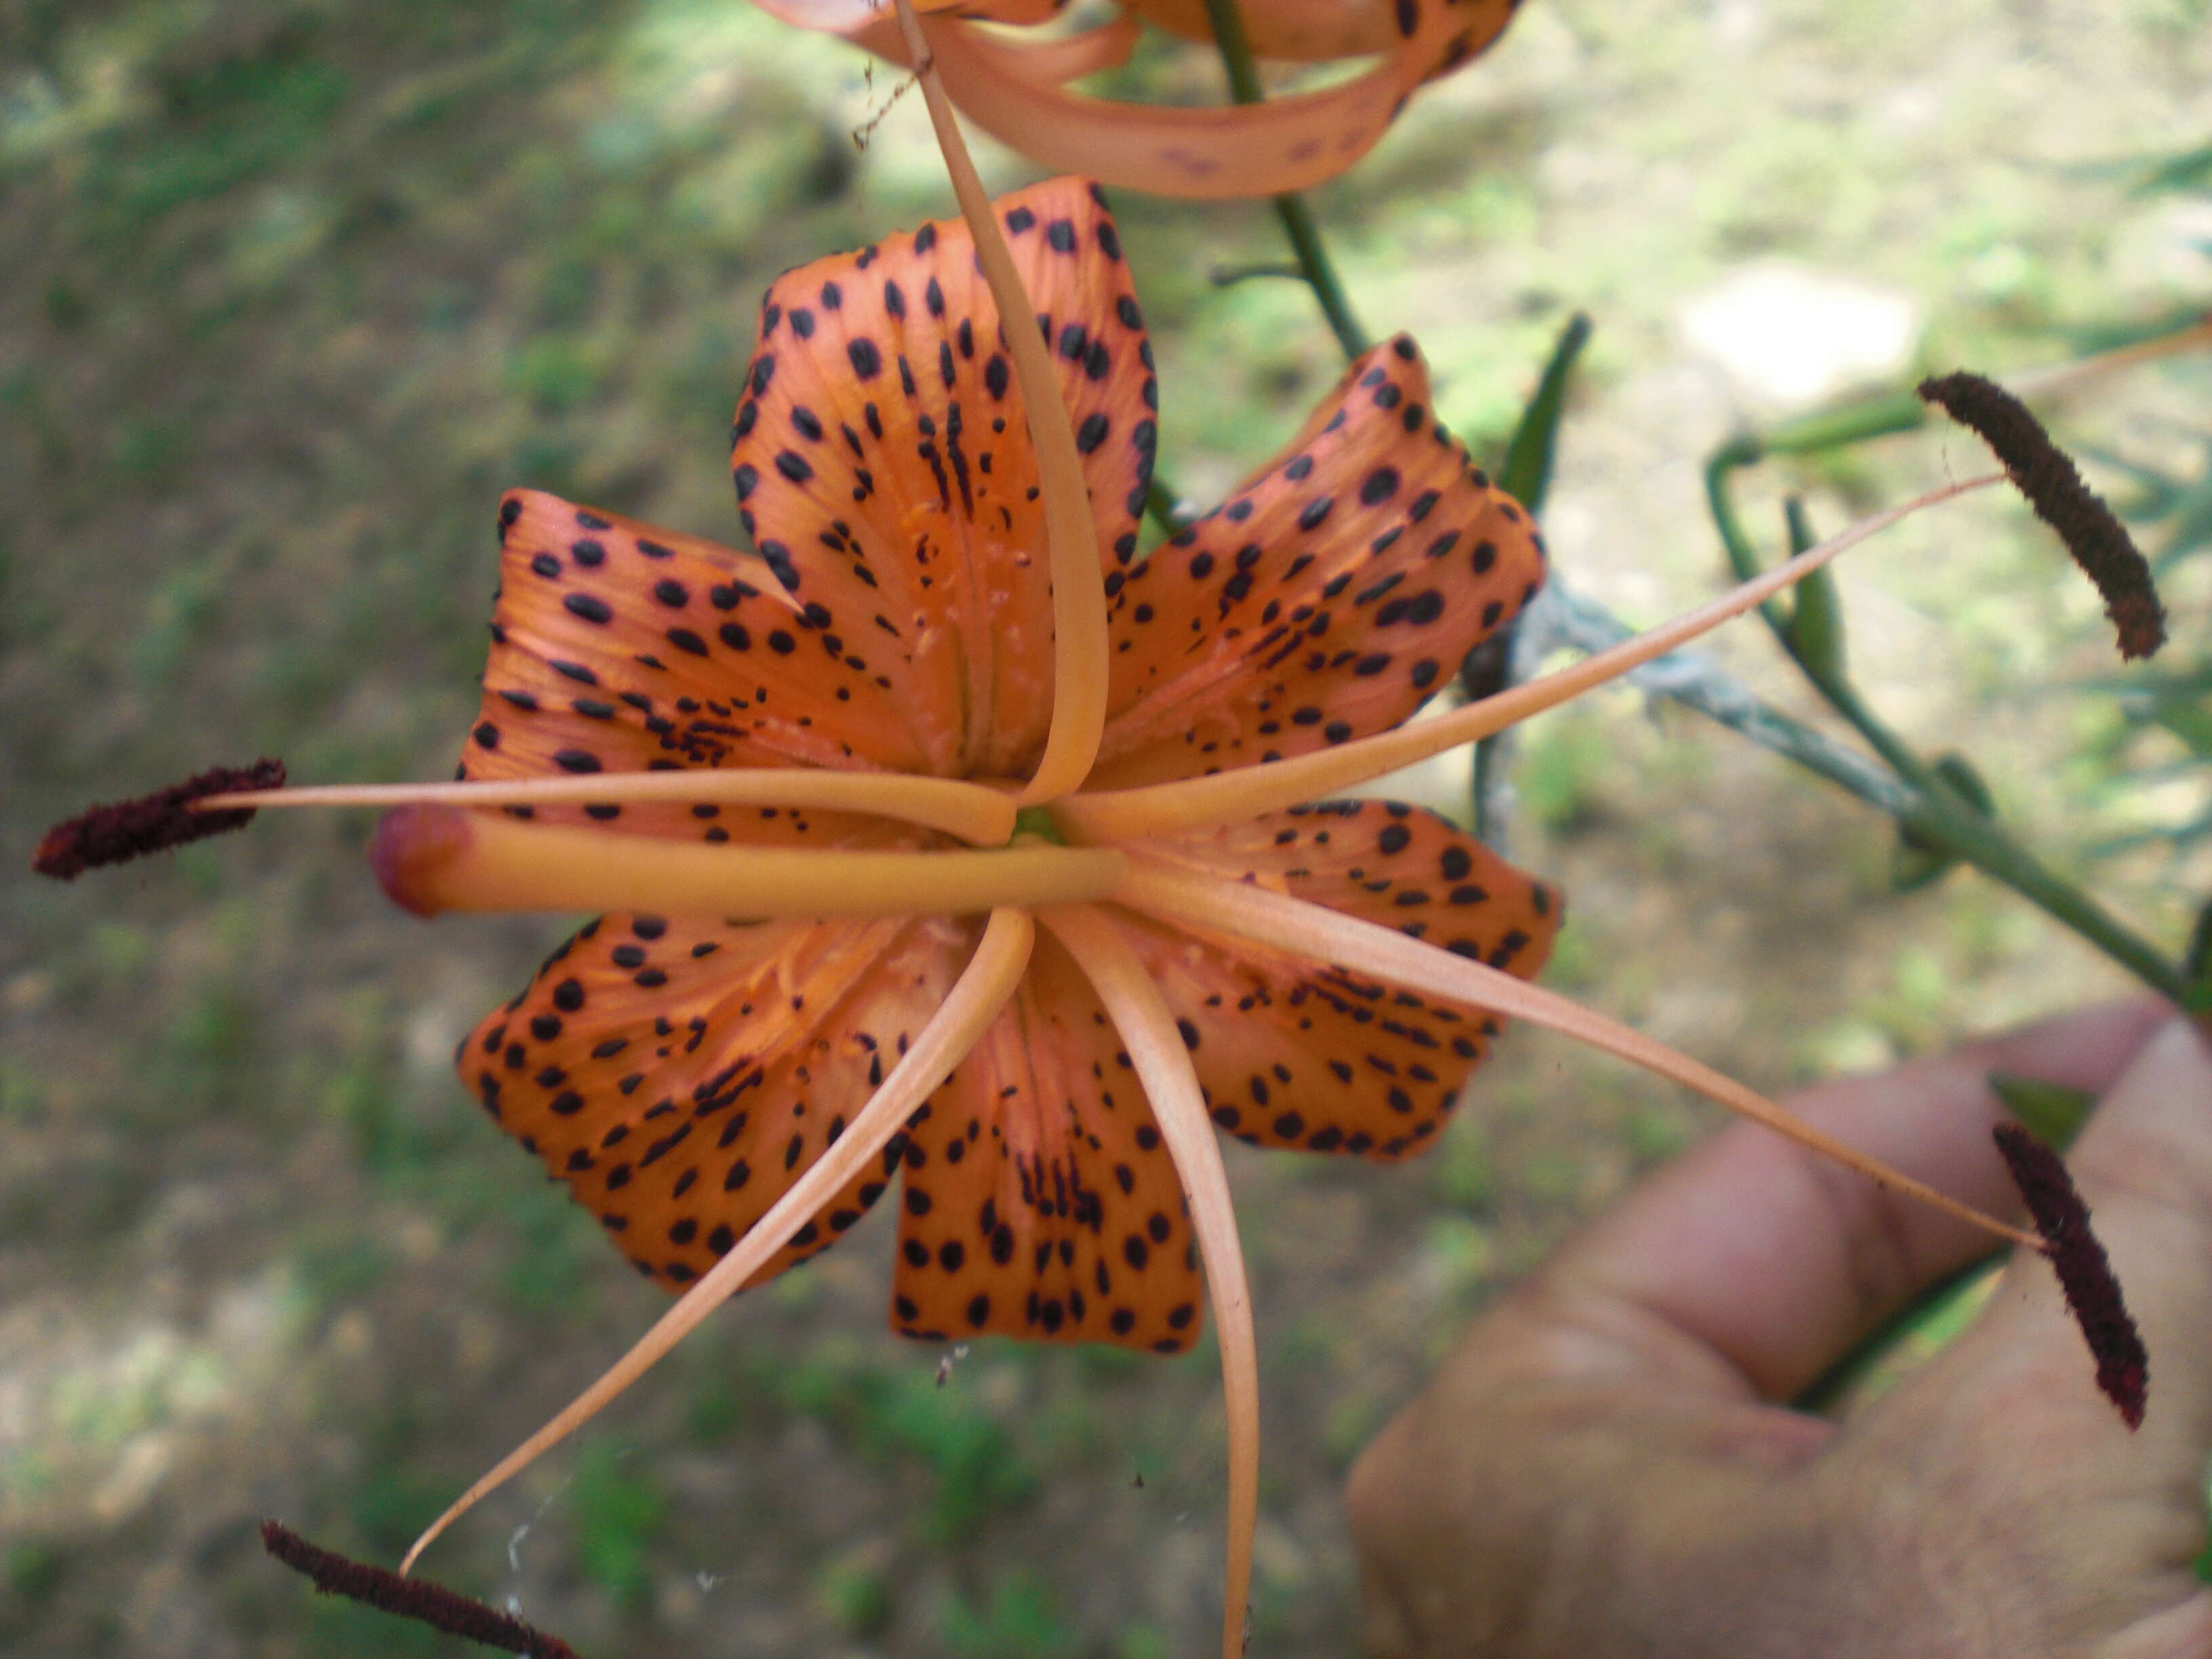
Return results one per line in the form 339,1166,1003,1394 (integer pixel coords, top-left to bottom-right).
890,930,1204,1353
731,176,1157,781
839,1,1521,201
1118,800,1560,1158
457,489,942,843
1092,337,1543,790
457,912,971,1291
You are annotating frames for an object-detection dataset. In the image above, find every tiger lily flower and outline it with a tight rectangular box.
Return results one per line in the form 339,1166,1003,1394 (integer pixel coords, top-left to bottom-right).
752,0,1523,199
173,161,2026,1650
39,47,2034,1656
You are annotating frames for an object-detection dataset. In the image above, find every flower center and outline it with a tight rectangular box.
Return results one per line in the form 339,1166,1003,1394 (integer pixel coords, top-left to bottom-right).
1012,804,1069,844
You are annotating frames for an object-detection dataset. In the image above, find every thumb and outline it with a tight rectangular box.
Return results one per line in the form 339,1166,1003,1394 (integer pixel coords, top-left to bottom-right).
1992,1017,2212,1458
1814,1019,2212,1653
1893,1018,2212,1597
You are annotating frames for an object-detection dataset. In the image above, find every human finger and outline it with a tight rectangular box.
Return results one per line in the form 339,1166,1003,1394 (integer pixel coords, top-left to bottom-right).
1534,998,2169,1401
1946,1019,2212,1495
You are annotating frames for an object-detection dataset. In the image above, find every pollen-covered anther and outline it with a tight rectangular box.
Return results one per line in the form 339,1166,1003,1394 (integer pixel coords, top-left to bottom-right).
260,1520,578,1659
1918,371,2166,661
1992,1122,2149,1429
368,802,1126,922
34,758,286,880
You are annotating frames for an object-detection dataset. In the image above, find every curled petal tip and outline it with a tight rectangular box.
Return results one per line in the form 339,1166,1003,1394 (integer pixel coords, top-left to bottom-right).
368,804,471,918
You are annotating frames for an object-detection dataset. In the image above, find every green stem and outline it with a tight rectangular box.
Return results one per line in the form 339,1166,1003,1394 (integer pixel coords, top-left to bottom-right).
1270,195,1370,359
1145,475,1192,536
1210,261,1305,287
1202,0,1371,362
1898,788,2187,1000
1704,443,2186,1003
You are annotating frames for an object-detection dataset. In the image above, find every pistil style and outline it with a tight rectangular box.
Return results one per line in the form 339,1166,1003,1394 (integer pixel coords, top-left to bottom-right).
369,806,1121,920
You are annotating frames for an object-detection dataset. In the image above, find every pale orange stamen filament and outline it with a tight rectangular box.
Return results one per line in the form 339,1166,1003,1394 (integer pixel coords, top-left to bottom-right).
199,767,1017,846
371,805,1121,919
1039,903,1259,1659
2005,310,2212,401
1116,857,2044,1256
401,905,1038,1576
892,0,1110,806
1057,473,2003,844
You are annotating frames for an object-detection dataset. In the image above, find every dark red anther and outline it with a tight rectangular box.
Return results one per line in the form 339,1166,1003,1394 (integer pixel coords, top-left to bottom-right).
1992,1121,2148,1429
33,759,286,880
1919,371,2165,661
260,1521,579,1658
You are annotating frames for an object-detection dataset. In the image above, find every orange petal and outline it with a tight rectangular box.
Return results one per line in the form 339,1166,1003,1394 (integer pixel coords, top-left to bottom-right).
888,929,1204,1353
733,177,1155,780
1115,800,1559,1158
1090,337,1542,790
1121,0,1399,62
456,910,970,1292
752,0,1066,29
463,489,942,841
846,0,1517,201
985,12,1143,83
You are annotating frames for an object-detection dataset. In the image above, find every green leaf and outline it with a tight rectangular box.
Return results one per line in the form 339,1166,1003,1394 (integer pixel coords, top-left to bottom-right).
1988,1072,2098,1149
1890,755,1994,888
1781,497,1846,680
1759,389,1928,456
1889,837,1956,892
2185,897,2212,985
1930,753,1996,817
2129,139,2212,197
1498,312,1591,515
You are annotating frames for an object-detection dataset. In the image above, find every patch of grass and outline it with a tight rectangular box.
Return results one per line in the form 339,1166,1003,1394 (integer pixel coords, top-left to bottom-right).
1623,1105,1691,1166
1323,1389,1387,1472
1518,709,1616,834
110,417,192,486
815,1551,894,1638
100,56,351,228
289,1229,393,1311
140,985,259,1127
308,1595,445,1656
1422,1214,1495,1309
131,556,226,686
1430,1116,1496,1211
493,1170,607,1320
571,1442,667,1613
508,335,599,413
775,1351,1037,1542
4,1537,62,1603
1,370,72,472
346,1450,455,1562
940,1570,1078,1659
0,1057,45,1125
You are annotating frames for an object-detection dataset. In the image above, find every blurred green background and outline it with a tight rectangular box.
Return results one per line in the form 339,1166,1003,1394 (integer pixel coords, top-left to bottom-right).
2,1,2208,1654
